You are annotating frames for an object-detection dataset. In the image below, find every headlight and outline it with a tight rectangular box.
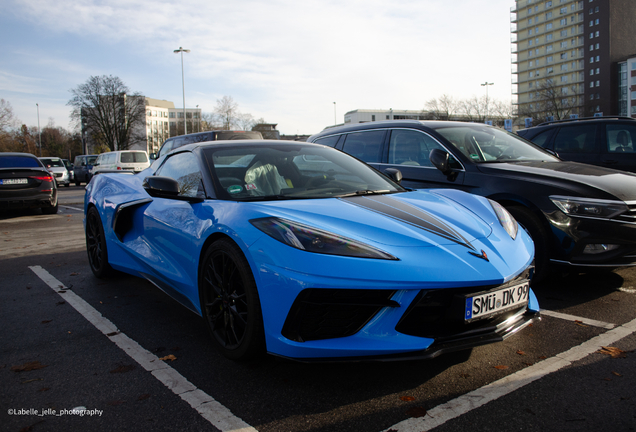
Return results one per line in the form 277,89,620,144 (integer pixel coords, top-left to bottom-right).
489,200,518,240
250,217,398,260
550,196,627,219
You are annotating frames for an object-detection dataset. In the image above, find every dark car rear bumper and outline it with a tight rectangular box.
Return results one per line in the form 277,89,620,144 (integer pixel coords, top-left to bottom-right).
0,194,56,210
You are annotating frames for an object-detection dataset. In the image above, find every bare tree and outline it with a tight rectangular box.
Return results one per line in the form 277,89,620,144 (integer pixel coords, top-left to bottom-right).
518,78,581,124
68,75,146,151
425,94,459,120
214,96,239,130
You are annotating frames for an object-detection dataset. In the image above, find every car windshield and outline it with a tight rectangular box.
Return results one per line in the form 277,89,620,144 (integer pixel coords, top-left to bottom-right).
87,156,98,165
0,156,41,168
40,158,64,167
431,125,559,163
205,144,405,201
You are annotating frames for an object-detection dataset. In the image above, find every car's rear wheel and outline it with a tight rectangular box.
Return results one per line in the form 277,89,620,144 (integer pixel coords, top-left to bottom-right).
86,206,114,278
41,196,58,215
199,239,265,361
507,206,551,283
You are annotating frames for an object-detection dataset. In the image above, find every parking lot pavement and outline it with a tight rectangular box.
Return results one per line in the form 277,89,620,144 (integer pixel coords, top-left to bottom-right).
2,206,636,432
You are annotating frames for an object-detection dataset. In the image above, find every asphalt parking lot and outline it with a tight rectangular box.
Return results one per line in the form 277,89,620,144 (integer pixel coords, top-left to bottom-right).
1,187,636,432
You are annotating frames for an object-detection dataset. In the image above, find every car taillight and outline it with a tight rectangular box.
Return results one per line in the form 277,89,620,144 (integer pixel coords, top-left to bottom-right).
117,167,121,170
29,175,54,182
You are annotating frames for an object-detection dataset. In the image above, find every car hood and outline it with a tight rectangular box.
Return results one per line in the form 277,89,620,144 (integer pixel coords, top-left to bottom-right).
250,191,495,249
477,161,636,201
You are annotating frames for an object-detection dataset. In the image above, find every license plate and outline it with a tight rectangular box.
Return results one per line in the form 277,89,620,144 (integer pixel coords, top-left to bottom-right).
464,281,530,322
1,178,28,185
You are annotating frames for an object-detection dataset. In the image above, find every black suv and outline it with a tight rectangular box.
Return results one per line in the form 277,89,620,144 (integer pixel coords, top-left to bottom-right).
308,120,636,281
517,116,636,173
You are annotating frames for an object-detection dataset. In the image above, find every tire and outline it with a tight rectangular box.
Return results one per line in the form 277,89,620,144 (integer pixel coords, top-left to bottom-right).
41,195,58,215
75,179,81,186
85,206,114,278
507,206,551,283
199,239,265,361
65,183,70,188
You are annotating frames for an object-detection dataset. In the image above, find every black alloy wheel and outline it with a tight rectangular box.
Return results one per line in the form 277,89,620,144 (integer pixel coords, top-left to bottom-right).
200,239,264,361
86,206,114,278
507,205,551,283
41,195,58,215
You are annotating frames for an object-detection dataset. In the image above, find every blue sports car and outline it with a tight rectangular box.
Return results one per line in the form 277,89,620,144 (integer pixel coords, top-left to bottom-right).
84,140,539,361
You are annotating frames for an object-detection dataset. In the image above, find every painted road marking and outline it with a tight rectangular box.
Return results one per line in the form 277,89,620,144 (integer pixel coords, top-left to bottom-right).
540,309,616,329
30,265,257,432
383,315,636,432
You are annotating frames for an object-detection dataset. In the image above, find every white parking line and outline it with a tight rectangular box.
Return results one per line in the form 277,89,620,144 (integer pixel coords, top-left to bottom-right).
540,309,616,329
384,315,636,432
60,205,84,212
29,265,257,432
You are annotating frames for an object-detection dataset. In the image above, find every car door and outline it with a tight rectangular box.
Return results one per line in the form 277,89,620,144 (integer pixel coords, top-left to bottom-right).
140,151,207,306
551,124,600,165
602,123,636,173
375,128,465,189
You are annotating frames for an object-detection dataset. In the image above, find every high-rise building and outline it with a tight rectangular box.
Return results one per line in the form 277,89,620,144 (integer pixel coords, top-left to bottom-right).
511,0,636,122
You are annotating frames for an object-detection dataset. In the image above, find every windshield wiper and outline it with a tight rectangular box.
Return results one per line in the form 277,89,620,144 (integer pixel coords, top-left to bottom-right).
335,189,392,198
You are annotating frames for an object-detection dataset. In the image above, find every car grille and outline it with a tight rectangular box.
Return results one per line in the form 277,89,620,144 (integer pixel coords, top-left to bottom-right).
54,173,62,178
282,289,398,342
615,202,636,224
395,268,532,339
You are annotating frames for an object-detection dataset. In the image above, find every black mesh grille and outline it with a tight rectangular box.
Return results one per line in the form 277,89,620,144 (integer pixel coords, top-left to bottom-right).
282,289,397,342
396,268,532,339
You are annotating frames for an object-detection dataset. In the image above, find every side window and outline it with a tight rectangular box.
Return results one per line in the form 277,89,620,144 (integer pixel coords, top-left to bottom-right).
527,130,553,148
388,129,461,168
341,131,384,163
314,135,340,148
606,124,636,153
155,152,204,198
554,125,598,153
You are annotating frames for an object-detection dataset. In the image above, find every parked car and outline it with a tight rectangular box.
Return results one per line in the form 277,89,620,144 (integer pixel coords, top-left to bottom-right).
61,159,74,183
91,150,150,176
152,130,263,160
84,140,538,361
517,116,636,173
39,157,70,187
308,120,636,281
73,154,98,186
0,153,58,214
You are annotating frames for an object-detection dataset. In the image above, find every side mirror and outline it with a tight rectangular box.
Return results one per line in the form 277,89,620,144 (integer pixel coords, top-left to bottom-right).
142,176,204,203
429,149,458,181
383,168,403,184
143,176,180,198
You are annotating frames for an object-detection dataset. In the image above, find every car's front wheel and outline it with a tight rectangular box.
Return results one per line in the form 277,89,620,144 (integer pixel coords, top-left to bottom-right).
507,206,551,283
85,206,114,278
199,239,265,361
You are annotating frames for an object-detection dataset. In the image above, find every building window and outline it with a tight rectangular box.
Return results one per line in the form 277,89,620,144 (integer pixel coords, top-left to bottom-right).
595,31,599,37
547,56,554,63
560,30,567,36
596,68,600,74
547,44,553,52
595,6,599,12
547,67,554,73
547,23,553,29
590,81,595,88
561,18,567,25
589,44,594,51
561,52,568,59
529,39,534,46
547,1,552,6
596,80,600,87
595,18,599,24
590,57,594,63
590,69,594,75
547,34,553,41
589,32,593,38
596,55,600,62
546,11,553,19
561,41,568,48
561,7,567,14
595,43,599,49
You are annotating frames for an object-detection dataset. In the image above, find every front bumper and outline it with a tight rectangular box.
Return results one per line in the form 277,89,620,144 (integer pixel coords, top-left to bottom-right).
265,266,539,361
547,212,636,268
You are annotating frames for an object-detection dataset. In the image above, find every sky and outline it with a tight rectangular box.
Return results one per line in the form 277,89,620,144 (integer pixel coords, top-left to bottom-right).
2,0,517,136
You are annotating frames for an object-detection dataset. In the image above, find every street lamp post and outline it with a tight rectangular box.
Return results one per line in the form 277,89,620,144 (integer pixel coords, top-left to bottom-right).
333,102,336,125
36,103,42,157
481,82,494,123
174,47,191,135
